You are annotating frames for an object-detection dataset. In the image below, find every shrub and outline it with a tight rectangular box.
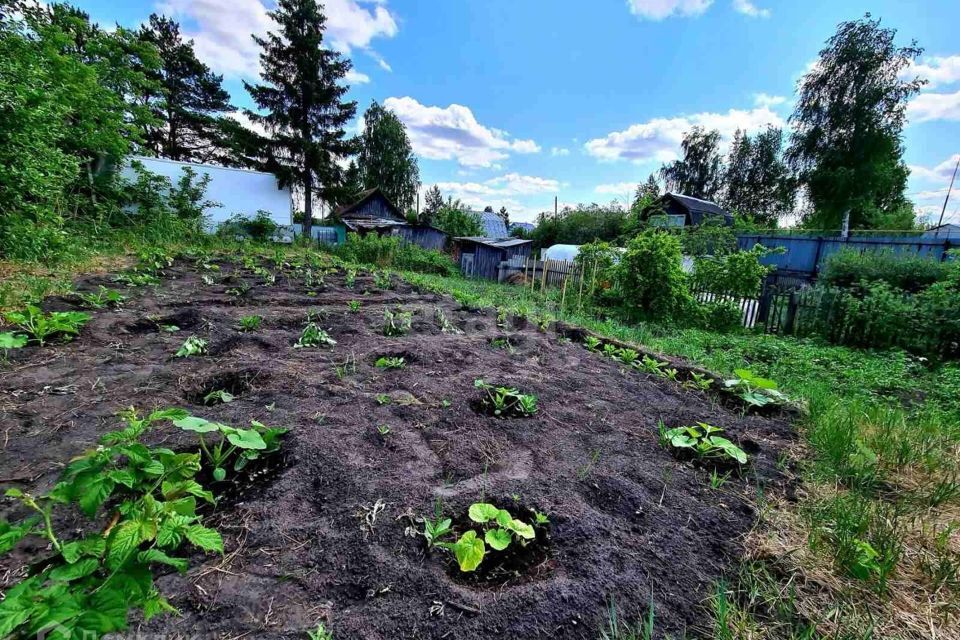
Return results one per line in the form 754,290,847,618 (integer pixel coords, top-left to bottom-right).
692,244,775,298
821,248,951,293
682,220,737,257
334,233,456,276
217,211,279,241
616,230,692,321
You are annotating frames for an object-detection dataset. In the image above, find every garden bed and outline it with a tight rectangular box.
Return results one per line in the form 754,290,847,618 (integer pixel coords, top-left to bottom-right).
0,255,797,638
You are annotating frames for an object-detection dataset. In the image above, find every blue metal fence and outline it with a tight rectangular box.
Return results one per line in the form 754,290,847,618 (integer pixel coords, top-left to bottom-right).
737,234,956,277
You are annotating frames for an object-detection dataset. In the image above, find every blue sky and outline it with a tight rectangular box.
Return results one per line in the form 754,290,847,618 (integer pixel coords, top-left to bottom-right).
78,0,960,223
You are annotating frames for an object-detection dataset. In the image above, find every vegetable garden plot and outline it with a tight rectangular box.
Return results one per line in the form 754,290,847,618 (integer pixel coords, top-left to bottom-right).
0,255,796,639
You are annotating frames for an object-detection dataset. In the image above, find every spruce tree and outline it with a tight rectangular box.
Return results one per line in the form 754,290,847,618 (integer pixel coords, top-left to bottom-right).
244,0,357,239
137,15,235,163
358,100,419,211
422,185,444,225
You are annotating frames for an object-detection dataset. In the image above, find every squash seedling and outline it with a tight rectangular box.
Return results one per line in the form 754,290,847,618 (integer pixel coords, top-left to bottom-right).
175,336,208,358
375,356,406,370
4,305,91,346
348,300,361,313
383,309,412,336
584,336,603,352
296,322,336,348
429,503,539,572
661,422,748,465
77,286,125,309
203,389,234,405
434,307,461,334
724,369,789,409
0,331,28,362
173,416,288,481
237,315,262,332
474,379,538,417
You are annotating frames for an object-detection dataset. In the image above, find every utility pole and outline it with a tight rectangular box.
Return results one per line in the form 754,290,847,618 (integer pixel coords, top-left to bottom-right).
936,155,960,237
554,195,558,220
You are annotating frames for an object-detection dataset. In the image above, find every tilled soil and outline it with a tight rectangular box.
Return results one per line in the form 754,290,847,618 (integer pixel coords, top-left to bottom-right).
0,256,796,639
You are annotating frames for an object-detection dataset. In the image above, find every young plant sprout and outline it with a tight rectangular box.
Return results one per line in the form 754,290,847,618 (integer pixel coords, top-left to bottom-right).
383,309,412,337
173,415,288,481
474,379,538,417
375,356,406,369
434,307,461,334
203,389,235,405
175,336,208,358
584,336,603,352
76,286,125,310
348,300,362,313
4,306,91,346
661,422,748,464
724,369,789,408
426,503,541,572
237,315,263,332
296,322,336,348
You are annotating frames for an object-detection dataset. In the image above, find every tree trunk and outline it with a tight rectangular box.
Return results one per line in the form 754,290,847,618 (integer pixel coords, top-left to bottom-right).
303,170,313,242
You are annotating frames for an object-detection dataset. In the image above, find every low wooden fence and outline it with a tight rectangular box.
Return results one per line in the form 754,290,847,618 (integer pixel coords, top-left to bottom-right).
497,256,579,286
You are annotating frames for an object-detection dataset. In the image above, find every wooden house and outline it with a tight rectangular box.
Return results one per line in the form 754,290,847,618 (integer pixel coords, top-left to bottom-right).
646,193,733,227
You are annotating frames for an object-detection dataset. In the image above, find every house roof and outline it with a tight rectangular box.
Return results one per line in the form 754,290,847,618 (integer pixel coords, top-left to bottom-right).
665,193,728,217
455,237,533,249
335,187,405,221
343,217,408,231
465,210,509,237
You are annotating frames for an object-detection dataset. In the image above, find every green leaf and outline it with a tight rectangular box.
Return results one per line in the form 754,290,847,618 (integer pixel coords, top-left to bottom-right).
225,428,266,450
49,558,99,582
212,467,226,481
449,530,485,572
504,518,536,540
107,519,146,567
109,469,136,488
80,585,130,633
0,332,27,350
0,517,37,554
484,528,512,551
140,459,165,476
138,549,189,573
467,503,501,524
710,436,748,464
185,525,223,553
77,475,115,517
148,408,189,423
173,416,220,433
143,590,178,621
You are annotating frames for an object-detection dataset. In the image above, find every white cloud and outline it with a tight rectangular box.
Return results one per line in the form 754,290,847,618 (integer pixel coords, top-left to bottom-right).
906,55,960,89
584,106,785,163
551,147,571,156
430,173,560,218
595,182,639,195
753,93,786,108
157,0,398,78
346,70,371,85
909,154,960,183
908,89,960,123
732,0,770,18
383,97,541,167
626,0,712,20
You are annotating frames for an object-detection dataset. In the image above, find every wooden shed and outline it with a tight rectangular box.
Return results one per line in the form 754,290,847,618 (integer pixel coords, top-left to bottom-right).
335,187,407,233
453,237,533,280
391,225,449,251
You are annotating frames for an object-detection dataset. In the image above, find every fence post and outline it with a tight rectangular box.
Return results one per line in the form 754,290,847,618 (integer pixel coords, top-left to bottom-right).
783,290,800,335
757,279,774,330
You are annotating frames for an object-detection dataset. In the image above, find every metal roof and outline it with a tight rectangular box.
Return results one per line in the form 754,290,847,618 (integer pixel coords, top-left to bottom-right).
455,236,533,249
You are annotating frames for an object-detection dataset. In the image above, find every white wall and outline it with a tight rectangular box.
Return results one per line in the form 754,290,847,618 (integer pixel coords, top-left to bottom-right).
123,156,291,230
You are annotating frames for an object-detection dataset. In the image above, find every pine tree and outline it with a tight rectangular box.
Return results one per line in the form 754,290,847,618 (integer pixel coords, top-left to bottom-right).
137,15,235,163
498,205,509,230
357,101,419,211
342,160,363,204
787,14,924,229
244,0,357,239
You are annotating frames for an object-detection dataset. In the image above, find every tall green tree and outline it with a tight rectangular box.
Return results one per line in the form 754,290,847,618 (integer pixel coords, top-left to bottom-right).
787,14,925,230
342,160,363,202
724,127,795,226
433,197,483,237
357,100,419,211
244,0,357,239
137,15,235,163
421,184,444,225
659,127,723,200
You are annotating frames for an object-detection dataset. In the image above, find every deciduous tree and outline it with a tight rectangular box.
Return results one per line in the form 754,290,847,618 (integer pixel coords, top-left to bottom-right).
787,14,924,230
659,127,723,200
357,100,419,211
